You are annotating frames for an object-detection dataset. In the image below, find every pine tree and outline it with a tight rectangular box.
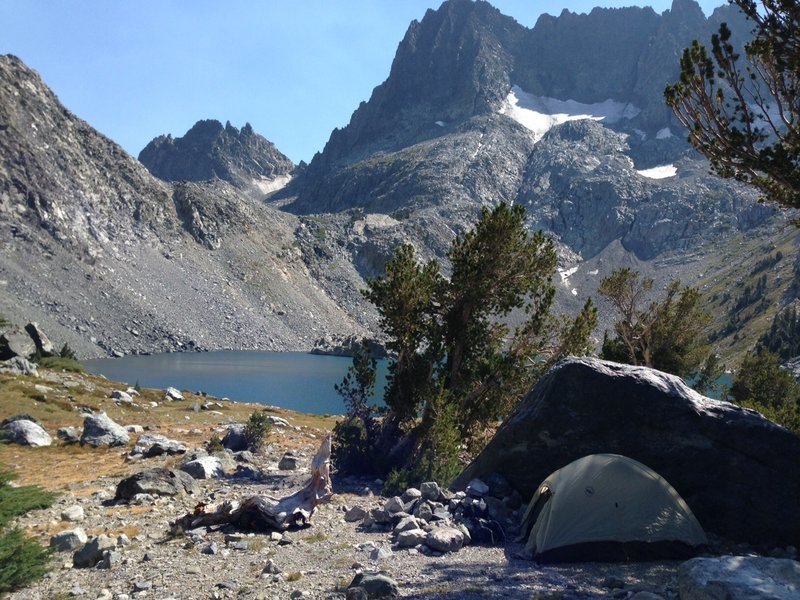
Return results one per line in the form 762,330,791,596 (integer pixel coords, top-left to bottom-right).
665,1,800,209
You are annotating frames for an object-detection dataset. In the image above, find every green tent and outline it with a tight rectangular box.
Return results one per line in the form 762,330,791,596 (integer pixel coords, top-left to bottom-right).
519,454,707,562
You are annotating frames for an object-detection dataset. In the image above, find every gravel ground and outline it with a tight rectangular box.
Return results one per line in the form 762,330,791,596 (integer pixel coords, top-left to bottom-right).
8,442,689,600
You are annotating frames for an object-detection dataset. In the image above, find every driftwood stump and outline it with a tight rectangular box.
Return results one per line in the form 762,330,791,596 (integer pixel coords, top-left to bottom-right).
174,435,332,532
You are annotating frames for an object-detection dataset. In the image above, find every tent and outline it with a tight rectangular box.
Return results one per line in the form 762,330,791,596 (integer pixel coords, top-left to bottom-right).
519,454,707,562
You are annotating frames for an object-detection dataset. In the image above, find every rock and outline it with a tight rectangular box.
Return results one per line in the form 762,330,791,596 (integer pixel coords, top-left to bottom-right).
24,322,55,356
98,550,121,569
262,559,281,575
57,427,81,444
630,593,666,600
401,488,422,502
396,528,427,548
111,390,133,403
268,416,291,427
0,356,38,375
115,468,199,500
278,452,299,470
370,546,393,561
80,413,130,447
465,479,489,498
131,433,187,457
419,482,440,501
126,425,144,434
426,527,464,553
349,572,399,598
73,535,116,568
201,542,219,555
454,357,800,546
0,326,36,360
384,497,405,513
165,387,184,401
50,528,88,552
678,556,800,600
483,472,514,498
0,418,52,446
61,505,85,522
394,516,423,533
181,456,224,479
345,506,368,522
346,587,369,600
221,424,248,451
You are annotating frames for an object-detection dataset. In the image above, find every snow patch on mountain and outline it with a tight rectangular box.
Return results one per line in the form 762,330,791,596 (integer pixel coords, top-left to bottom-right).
637,165,677,179
500,85,640,142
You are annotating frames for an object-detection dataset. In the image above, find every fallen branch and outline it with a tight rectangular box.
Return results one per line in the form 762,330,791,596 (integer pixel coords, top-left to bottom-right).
173,435,332,532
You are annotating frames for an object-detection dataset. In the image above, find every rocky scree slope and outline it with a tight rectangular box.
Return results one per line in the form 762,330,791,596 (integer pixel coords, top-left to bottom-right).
0,54,373,358
138,119,294,198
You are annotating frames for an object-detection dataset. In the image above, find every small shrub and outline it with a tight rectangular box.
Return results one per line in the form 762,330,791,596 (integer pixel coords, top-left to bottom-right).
59,343,77,360
382,468,412,498
36,356,85,373
243,411,272,451
286,572,302,582
0,529,52,593
205,434,224,453
0,469,57,592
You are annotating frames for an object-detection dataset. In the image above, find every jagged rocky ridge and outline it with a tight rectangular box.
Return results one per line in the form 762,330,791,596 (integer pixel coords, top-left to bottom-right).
138,119,294,197
0,54,375,358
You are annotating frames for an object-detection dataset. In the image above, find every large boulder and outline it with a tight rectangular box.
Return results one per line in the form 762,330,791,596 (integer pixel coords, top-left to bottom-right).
678,556,800,600
0,326,35,360
0,418,52,447
453,357,800,547
115,468,199,500
221,423,248,451
180,456,224,479
0,356,38,376
130,433,187,458
80,413,130,447
24,322,55,357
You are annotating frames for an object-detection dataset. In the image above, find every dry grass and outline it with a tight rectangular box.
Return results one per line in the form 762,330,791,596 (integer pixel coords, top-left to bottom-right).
0,368,337,491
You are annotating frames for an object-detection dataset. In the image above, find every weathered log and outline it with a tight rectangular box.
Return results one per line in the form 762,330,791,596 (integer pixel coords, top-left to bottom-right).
173,435,332,532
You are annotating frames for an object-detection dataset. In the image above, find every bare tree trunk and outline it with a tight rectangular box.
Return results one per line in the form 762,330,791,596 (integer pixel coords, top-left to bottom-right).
173,436,332,532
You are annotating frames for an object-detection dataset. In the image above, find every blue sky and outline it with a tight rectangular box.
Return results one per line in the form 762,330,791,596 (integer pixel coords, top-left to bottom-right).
1,1,724,164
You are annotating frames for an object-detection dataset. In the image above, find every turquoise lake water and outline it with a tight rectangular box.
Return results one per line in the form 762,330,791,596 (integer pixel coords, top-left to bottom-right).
84,351,388,415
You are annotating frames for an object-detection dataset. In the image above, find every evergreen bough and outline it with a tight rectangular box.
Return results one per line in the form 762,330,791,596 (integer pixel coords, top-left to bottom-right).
0,469,57,593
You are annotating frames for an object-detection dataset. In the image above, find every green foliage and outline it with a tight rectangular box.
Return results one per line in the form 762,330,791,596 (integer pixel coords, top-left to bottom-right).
0,529,52,593
357,203,596,477
411,387,462,485
36,356,85,373
332,340,382,474
243,411,272,451
758,304,800,361
332,416,377,474
665,2,800,209
334,339,377,417
0,469,57,593
730,350,800,434
382,468,413,498
205,434,224,453
599,268,713,380
58,343,77,361
0,314,8,330
0,470,57,529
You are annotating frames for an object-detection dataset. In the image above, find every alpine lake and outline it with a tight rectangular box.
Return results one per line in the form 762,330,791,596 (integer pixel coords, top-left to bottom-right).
84,351,388,416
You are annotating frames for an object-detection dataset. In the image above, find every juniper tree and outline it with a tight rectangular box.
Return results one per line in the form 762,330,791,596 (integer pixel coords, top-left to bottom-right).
599,268,715,381
356,202,597,475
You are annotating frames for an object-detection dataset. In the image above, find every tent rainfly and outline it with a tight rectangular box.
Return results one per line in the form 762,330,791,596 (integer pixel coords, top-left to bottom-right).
519,454,707,562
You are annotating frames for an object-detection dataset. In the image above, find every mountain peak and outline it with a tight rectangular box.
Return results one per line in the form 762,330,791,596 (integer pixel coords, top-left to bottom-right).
138,119,293,190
